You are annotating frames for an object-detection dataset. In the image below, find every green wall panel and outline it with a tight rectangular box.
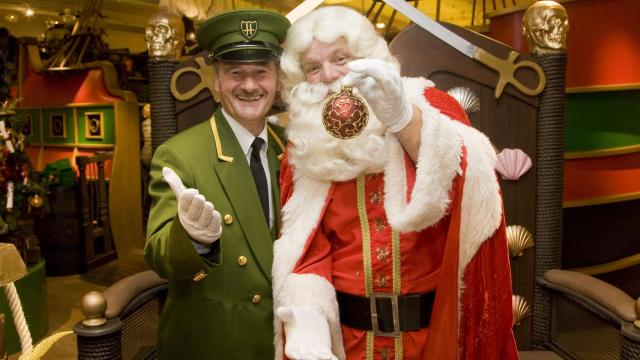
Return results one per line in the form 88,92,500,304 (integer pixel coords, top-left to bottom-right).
76,106,115,145
565,90,640,153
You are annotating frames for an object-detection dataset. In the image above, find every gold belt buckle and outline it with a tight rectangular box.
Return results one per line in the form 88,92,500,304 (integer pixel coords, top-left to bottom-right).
369,292,400,337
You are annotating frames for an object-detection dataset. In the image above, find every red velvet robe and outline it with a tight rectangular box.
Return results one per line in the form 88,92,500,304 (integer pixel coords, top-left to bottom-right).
273,79,518,360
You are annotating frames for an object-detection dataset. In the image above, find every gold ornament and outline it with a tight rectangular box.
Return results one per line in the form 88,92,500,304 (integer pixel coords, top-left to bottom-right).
321,86,369,139
30,194,44,208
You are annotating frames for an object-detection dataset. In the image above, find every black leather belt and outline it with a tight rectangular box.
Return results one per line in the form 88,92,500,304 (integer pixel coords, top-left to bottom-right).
336,290,435,337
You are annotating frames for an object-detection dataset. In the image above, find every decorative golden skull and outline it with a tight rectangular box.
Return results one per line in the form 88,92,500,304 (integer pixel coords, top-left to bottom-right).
145,10,185,58
522,1,569,54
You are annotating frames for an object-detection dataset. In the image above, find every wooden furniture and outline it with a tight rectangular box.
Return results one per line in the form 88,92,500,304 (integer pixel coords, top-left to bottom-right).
18,37,144,272
76,151,117,271
36,185,83,275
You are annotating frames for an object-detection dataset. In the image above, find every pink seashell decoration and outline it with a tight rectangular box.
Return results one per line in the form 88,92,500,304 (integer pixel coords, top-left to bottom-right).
495,148,532,180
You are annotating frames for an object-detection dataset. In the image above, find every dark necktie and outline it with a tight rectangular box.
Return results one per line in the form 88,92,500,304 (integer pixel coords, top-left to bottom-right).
250,137,269,224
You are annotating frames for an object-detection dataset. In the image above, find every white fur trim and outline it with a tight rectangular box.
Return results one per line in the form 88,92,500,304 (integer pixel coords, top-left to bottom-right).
273,174,334,359
383,85,463,232
274,274,346,360
397,76,503,272
272,175,331,296
450,121,502,273
395,78,504,349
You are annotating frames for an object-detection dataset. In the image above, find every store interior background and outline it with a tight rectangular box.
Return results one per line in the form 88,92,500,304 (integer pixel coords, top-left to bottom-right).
0,0,638,359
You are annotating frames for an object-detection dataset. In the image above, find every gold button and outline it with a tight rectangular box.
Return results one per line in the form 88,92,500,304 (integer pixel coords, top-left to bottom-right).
192,270,207,282
224,214,233,225
252,294,262,304
237,256,248,266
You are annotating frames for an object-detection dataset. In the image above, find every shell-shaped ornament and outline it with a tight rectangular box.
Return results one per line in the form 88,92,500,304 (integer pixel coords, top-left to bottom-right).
506,225,534,257
447,86,480,114
512,294,532,327
495,148,532,180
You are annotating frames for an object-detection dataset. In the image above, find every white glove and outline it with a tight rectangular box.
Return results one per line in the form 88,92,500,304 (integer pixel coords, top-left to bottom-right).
342,58,413,133
162,167,222,244
277,305,337,360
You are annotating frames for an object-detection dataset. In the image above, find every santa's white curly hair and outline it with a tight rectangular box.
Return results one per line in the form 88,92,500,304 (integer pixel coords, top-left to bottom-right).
279,6,401,182
280,6,399,99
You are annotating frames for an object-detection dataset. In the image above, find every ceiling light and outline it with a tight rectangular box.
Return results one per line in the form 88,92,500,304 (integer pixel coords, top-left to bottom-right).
4,13,19,23
375,22,385,29
24,8,34,17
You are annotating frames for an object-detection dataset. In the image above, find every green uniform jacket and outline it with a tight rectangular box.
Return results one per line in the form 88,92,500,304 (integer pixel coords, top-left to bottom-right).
145,108,286,360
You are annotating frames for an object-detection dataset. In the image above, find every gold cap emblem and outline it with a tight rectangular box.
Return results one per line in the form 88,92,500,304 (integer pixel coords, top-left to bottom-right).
240,20,258,39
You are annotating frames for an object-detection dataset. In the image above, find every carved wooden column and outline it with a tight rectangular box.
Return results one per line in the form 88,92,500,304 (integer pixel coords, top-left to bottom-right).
522,0,569,349
146,10,184,151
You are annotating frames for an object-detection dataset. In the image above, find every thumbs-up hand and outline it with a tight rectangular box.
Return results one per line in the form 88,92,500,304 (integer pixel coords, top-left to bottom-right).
162,167,222,244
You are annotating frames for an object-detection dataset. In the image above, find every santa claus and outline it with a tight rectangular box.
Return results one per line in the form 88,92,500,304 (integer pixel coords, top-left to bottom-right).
273,6,518,360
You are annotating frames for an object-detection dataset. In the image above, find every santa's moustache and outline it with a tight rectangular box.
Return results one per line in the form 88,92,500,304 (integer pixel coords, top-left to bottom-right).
284,79,387,182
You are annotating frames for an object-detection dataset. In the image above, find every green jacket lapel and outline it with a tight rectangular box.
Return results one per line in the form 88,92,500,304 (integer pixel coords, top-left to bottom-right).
211,110,273,281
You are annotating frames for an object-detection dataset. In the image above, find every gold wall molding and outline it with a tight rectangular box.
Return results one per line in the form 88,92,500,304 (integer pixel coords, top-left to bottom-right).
564,192,640,208
565,144,640,159
19,103,115,110
38,144,115,149
566,83,640,93
487,0,578,18
570,252,640,275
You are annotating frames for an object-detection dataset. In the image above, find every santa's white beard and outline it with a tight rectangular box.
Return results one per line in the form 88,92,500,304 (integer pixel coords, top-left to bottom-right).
285,80,387,182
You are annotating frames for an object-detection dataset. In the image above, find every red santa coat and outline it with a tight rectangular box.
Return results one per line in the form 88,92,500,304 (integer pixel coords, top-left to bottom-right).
273,78,518,360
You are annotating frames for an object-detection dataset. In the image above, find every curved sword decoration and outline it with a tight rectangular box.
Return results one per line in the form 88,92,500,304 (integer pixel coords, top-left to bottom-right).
286,0,546,98
381,0,546,98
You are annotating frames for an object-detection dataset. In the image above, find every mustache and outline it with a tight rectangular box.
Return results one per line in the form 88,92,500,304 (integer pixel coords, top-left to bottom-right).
288,79,344,106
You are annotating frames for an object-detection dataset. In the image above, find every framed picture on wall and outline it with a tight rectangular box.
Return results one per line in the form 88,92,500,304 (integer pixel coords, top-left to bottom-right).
49,114,66,138
22,113,32,136
85,112,104,140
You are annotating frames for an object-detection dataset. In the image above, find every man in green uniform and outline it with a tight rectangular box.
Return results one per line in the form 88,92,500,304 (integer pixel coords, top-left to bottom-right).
145,10,290,359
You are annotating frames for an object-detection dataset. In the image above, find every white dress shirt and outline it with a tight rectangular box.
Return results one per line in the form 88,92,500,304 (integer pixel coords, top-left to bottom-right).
222,108,273,228
193,109,274,254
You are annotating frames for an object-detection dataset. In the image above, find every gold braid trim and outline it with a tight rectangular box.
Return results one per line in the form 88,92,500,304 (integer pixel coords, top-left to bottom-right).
392,230,403,359
357,175,374,360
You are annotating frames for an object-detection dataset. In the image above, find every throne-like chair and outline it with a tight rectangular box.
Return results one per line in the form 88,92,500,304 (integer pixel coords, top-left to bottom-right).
71,5,640,360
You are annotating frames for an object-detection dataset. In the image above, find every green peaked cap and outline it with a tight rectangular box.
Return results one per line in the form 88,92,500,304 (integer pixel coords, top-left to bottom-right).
197,9,291,62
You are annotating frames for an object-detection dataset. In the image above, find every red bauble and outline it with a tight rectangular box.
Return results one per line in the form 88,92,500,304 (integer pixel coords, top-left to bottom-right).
321,86,369,139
